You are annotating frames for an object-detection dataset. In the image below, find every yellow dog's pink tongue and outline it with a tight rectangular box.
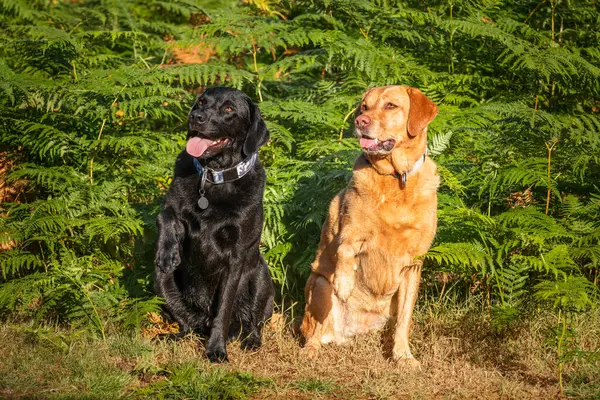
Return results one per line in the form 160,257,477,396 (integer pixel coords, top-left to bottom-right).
186,137,211,157
360,137,377,149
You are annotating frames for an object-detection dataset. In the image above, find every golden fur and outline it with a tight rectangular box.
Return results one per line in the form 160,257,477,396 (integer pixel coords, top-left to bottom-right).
300,86,439,366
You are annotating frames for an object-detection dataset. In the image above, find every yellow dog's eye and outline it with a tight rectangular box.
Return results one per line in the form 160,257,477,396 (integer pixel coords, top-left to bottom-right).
361,103,367,111
224,106,233,112
385,103,397,109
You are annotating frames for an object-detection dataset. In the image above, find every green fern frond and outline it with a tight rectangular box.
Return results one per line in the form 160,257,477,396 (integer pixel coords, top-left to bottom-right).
425,242,492,273
535,276,598,312
428,131,454,156
0,250,43,279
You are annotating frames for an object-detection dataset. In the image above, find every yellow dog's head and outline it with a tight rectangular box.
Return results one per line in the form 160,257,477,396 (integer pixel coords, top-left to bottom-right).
354,86,438,170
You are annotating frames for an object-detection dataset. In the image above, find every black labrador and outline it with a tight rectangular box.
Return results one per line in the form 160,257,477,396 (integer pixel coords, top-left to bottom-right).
154,87,274,362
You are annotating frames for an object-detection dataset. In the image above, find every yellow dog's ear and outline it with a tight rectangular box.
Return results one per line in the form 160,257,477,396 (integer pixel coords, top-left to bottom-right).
407,88,438,137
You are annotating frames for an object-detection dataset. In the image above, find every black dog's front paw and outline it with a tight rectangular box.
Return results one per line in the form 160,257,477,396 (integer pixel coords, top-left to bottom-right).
155,245,181,273
206,343,229,363
241,334,262,351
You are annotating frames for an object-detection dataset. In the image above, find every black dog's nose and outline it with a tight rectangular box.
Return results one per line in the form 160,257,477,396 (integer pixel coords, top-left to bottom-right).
189,110,207,125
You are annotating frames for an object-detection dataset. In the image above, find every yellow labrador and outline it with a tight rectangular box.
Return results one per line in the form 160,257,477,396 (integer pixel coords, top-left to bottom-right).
301,86,439,367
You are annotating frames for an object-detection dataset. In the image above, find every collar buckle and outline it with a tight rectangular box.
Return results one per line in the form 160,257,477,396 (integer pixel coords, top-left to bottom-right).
365,148,427,189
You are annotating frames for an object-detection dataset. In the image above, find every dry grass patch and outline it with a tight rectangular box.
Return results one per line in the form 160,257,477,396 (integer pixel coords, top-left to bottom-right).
219,310,562,399
0,306,598,399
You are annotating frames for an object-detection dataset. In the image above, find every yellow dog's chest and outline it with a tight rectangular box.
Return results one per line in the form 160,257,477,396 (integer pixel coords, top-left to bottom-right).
369,190,424,250
353,193,424,297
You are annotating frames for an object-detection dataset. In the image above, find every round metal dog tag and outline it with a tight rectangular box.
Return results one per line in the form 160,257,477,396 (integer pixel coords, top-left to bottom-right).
198,196,209,209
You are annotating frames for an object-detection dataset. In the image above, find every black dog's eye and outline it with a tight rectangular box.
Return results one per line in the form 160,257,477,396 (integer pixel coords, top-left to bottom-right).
361,103,368,111
224,106,233,113
194,97,206,108
385,103,397,109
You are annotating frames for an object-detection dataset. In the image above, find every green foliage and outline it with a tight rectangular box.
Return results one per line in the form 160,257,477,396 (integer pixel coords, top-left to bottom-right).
0,0,598,367
0,326,136,399
0,0,184,332
292,378,336,395
134,362,270,399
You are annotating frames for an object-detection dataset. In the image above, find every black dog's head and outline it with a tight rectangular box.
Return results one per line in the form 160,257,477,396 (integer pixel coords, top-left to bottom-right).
186,87,269,169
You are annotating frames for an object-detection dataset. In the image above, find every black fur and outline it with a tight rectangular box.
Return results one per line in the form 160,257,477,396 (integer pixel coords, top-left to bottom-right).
154,87,274,363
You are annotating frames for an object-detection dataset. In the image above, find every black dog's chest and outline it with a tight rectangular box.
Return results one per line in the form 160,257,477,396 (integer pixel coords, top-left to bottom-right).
172,175,259,266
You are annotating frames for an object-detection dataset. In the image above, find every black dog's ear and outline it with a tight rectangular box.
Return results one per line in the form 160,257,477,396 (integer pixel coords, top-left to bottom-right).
244,99,270,156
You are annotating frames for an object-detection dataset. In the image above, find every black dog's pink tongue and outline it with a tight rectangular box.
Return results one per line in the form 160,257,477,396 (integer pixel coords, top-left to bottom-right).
186,137,211,157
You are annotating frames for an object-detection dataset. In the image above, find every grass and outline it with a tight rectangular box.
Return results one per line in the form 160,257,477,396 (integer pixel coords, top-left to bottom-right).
291,378,336,396
0,302,599,399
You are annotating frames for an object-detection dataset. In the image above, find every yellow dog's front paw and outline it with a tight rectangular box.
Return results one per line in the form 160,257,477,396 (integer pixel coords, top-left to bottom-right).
393,350,422,370
300,342,321,359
